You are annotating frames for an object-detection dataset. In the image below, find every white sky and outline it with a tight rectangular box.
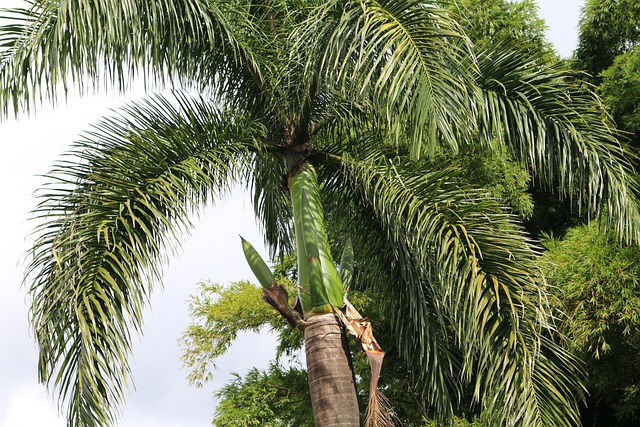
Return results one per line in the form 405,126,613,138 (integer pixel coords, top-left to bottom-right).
0,1,585,426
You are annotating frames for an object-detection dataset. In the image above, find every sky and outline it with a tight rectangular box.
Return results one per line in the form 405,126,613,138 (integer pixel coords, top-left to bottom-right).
0,1,585,426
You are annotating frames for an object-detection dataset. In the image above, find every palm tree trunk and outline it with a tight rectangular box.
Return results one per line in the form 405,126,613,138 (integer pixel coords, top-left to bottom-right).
305,313,360,426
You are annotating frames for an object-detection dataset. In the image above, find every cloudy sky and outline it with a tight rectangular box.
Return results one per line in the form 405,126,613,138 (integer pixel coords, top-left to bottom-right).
0,1,585,426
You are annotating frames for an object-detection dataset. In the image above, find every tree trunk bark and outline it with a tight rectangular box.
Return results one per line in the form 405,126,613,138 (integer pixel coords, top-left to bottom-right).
305,313,360,426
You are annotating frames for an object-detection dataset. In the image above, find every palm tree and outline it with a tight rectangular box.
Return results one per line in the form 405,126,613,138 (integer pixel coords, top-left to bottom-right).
2,1,640,426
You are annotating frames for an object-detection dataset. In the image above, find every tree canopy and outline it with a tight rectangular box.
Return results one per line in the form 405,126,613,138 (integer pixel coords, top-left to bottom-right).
3,1,640,426
451,0,551,55
543,224,640,426
599,47,640,146
575,0,640,79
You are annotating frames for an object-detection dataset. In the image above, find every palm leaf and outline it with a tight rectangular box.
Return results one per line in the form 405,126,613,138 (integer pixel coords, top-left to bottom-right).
296,0,476,159
323,151,582,426
248,151,294,258
26,92,266,427
0,0,269,116
474,43,640,243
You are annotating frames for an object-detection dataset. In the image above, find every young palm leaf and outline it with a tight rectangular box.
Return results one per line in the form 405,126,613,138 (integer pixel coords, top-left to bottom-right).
289,163,344,315
240,235,306,330
240,236,275,290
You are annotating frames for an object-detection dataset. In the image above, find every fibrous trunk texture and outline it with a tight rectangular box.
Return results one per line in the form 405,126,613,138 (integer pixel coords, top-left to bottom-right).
305,313,360,426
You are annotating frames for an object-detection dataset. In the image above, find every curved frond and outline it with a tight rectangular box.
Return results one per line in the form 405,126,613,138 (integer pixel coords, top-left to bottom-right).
0,0,269,116
25,92,266,427
297,0,476,158
474,44,640,243
322,151,582,426
249,152,294,258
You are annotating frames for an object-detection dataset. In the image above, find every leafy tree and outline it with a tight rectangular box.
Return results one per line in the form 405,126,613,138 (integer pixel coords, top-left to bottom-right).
599,47,640,146
452,0,551,55
436,146,534,220
575,0,640,80
3,1,640,426
213,364,313,427
543,223,640,426
182,279,480,426
575,0,640,150
181,281,284,387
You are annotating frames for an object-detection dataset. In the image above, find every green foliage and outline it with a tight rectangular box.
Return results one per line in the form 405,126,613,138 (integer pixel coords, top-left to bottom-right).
543,224,640,357
600,46,640,144
453,0,551,55
441,146,534,220
464,155,531,218
9,0,640,425
542,223,640,425
576,0,640,79
180,275,311,426
422,416,484,427
470,157,533,219
180,281,284,386
212,364,313,427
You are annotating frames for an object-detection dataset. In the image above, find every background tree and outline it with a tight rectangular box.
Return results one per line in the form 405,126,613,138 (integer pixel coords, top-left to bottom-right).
181,280,318,427
575,0,640,82
599,47,640,147
451,0,551,55
182,277,482,426
574,0,640,151
212,364,313,427
3,1,640,426
543,224,640,427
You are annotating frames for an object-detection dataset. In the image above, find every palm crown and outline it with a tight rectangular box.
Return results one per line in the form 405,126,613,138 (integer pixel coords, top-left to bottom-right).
2,1,640,426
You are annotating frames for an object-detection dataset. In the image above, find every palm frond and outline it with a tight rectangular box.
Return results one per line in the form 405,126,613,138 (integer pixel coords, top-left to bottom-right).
323,151,582,426
26,92,266,427
0,0,269,116
248,152,294,258
474,43,640,243
296,0,476,158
